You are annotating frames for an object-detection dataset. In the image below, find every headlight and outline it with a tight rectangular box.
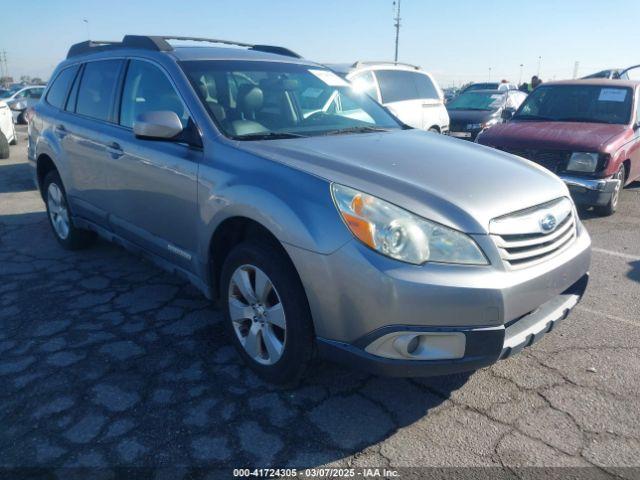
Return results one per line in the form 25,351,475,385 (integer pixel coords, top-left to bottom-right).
467,118,499,130
567,152,598,172
331,184,488,265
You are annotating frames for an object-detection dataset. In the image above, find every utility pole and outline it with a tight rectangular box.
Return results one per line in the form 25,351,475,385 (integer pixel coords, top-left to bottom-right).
572,61,580,79
0,51,7,80
519,64,524,85
393,0,401,63
537,56,542,77
83,18,90,40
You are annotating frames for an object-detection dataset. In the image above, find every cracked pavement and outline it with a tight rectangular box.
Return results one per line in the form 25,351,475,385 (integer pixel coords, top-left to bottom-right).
1,126,639,474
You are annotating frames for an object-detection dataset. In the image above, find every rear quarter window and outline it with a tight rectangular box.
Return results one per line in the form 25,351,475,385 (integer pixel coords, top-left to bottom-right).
45,66,80,109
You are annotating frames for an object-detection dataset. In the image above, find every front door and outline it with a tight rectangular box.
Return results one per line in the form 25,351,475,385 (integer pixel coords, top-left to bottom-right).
106,59,201,271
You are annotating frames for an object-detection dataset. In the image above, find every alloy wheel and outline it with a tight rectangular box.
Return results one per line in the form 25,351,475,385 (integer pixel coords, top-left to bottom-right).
47,182,70,240
228,264,287,365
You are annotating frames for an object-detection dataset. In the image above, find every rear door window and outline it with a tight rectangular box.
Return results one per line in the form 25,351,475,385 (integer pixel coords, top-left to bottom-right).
76,59,123,122
376,70,419,103
45,65,79,109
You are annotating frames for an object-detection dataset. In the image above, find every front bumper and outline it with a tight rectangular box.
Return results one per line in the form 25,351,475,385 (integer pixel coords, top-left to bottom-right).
561,174,620,207
317,273,588,377
285,218,591,377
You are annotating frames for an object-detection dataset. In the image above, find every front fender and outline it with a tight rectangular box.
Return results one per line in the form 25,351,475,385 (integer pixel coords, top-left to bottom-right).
197,149,352,260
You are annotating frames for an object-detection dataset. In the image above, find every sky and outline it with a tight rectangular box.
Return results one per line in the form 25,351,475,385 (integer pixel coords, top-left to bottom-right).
1,0,638,87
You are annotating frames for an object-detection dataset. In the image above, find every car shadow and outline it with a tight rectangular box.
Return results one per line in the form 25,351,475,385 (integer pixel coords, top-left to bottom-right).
0,209,473,470
0,161,37,194
628,260,640,284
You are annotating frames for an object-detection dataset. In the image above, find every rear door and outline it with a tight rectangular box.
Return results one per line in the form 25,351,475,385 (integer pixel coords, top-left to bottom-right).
374,69,424,128
412,72,447,130
62,59,125,225
106,59,200,270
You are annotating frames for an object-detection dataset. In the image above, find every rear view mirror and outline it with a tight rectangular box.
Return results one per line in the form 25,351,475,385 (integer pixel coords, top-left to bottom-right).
133,111,184,140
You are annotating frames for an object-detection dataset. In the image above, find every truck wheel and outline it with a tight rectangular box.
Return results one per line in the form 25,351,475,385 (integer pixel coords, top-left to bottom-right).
594,164,625,216
0,132,9,159
220,240,315,385
43,170,96,250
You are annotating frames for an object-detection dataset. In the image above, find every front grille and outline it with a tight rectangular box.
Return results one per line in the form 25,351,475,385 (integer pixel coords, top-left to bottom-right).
490,198,577,269
499,148,571,173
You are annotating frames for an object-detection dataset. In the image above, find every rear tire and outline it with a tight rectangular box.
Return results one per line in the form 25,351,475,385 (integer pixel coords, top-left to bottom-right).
43,170,96,250
0,132,9,159
428,127,440,133
220,240,315,385
594,164,625,216
16,111,26,125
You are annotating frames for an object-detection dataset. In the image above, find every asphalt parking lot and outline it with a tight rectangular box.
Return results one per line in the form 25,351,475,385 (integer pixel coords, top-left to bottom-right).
1,125,639,475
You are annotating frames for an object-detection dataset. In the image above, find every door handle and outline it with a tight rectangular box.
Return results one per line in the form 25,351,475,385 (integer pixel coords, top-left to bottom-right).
54,124,67,138
106,142,124,158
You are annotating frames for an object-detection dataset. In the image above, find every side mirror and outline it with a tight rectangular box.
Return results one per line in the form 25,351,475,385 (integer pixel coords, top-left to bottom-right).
133,111,184,140
9,100,27,111
501,107,516,121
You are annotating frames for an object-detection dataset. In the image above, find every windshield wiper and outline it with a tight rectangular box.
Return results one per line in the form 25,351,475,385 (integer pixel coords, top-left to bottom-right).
321,126,390,136
234,132,306,141
512,114,556,121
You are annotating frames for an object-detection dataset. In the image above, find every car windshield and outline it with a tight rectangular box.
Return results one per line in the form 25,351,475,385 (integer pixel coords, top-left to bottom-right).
513,84,633,124
464,83,499,92
447,91,505,111
181,60,402,139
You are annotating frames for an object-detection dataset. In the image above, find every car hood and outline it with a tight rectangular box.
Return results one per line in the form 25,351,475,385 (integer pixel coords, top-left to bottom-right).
448,109,498,124
479,120,627,152
237,129,569,234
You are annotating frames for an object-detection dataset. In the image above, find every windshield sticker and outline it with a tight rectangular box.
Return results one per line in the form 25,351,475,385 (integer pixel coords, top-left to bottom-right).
598,88,627,102
309,69,349,87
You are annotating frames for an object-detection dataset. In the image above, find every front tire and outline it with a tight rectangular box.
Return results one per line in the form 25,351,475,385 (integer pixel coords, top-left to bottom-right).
43,170,96,250
594,164,625,216
220,240,315,385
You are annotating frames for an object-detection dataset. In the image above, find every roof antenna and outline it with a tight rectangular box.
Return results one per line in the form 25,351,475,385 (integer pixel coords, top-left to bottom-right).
393,0,401,64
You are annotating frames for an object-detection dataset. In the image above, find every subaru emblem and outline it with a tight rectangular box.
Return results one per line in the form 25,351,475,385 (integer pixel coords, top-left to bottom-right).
540,214,557,232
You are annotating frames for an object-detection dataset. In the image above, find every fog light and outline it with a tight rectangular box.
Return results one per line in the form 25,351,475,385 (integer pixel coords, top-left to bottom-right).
366,331,466,360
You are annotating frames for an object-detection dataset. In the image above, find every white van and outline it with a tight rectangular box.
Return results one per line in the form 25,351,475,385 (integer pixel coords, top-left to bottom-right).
327,62,449,133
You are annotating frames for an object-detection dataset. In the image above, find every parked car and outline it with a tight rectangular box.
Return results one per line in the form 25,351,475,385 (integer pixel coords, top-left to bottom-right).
0,100,18,158
30,35,591,383
2,85,46,124
460,82,518,94
447,89,527,141
477,79,640,215
326,61,450,133
582,65,639,81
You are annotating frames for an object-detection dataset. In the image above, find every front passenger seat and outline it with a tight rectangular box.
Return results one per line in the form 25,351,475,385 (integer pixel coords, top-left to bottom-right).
231,85,269,136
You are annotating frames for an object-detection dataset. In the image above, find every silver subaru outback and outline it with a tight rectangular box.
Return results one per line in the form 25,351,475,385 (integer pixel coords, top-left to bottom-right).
28,36,591,383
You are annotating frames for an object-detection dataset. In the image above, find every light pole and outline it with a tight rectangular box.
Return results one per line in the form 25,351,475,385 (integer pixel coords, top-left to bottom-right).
488,67,492,81
519,64,524,85
537,56,542,77
83,19,90,40
393,0,401,63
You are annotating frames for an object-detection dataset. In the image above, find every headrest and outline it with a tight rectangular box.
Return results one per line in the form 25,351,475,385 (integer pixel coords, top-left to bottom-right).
237,84,264,116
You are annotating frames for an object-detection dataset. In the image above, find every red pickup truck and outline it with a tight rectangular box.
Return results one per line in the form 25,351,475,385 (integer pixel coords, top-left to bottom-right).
477,79,640,215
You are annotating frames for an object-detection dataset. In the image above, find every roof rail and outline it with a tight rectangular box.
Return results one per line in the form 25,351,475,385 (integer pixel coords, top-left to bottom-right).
352,60,420,70
66,35,302,59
